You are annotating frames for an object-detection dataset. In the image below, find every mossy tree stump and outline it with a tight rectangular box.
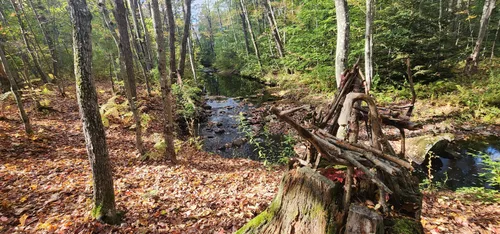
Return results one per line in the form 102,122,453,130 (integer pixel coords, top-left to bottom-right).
236,167,342,234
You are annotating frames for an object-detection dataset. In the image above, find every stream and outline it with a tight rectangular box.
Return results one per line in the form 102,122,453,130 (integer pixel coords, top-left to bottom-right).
419,135,500,190
197,71,281,160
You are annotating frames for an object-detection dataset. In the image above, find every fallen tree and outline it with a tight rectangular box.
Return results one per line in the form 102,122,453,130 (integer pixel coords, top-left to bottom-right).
237,63,423,233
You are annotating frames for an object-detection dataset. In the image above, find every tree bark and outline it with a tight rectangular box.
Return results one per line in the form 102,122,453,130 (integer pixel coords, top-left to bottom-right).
364,0,374,92
467,0,496,72
138,1,154,71
239,10,251,56
490,18,500,63
264,0,285,58
187,36,197,81
178,0,192,79
67,0,119,224
334,0,350,88
9,0,50,84
164,0,178,162
240,0,263,71
113,0,145,155
236,167,342,234
27,0,64,97
127,0,151,96
0,43,33,135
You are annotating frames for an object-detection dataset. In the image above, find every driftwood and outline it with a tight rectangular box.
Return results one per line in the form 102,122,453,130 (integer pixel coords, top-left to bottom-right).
240,64,423,233
273,63,422,214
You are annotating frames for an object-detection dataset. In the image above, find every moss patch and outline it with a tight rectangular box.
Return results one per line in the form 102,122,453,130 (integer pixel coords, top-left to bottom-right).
388,217,423,234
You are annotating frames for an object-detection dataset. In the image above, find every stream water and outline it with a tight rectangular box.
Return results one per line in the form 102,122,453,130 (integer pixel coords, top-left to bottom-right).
418,135,500,190
197,72,277,159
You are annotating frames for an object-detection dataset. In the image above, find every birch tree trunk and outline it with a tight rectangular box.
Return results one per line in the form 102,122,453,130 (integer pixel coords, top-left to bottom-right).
334,0,350,88
164,0,178,162
364,0,374,92
179,0,192,79
240,0,263,71
67,0,119,224
9,0,50,84
467,0,496,73
0,43,33,135
113,0,145,155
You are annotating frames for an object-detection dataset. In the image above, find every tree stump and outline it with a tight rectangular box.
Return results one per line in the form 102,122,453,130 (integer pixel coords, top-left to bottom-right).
345,204,384,234
236,167,343,234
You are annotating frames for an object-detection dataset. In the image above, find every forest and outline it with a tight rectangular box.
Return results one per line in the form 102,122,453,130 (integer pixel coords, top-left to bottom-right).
0,0,499,233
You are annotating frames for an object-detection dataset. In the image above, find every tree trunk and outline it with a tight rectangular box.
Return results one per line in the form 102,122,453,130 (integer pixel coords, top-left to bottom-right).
138,1,154,72
9,0,50,84
205,4,216,57
0,43,33,135
178,0,192,79
334,0,350,88
164,0,178,162
490,18,500,63
187,36,197,81
27,0,65,97
467,0,496,73
264,0,285,58
364,0,374,92
127,0,151,96
67,0,119,224
239,10,251,56
113,0,137,99
236,167,342,234
113,0,145,155
239,0,263,71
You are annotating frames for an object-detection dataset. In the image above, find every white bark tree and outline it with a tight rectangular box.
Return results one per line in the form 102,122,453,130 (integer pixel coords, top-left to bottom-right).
334,0,350,88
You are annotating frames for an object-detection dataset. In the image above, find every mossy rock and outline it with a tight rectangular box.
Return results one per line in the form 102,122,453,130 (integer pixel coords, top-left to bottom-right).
405,134,454,164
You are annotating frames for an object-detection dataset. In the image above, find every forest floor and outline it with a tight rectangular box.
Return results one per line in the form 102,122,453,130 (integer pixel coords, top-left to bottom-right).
1,82,499,233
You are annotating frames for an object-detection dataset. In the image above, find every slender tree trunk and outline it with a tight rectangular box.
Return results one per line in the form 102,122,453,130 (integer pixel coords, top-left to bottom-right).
364,0,374,92
0,43,33,135
240,0,263,70
239,11,251,56
205,4,216,56
187,36,197,81
334,0,350,88
67,0,119,224
113,0,145,155
138,1,155,71
27,0,65,97
178,0,192,79
467,0,496,73
127,0,151,96
490,18,500,63
264,0,284,58
163,0,177,162
9,0,50,84
98,0,124,84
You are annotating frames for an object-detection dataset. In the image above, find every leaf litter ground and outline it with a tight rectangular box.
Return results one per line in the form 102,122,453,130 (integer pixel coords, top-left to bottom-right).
1,83,499,233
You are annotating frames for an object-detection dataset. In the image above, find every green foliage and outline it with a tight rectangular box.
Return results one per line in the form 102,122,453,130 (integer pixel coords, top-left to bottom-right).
238,112,296,165
172,82,202,120
472,150,500,187
455,187,500,204
419,152,448,192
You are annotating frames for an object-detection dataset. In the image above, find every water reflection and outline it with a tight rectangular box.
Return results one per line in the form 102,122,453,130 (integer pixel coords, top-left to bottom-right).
421,135,500,190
